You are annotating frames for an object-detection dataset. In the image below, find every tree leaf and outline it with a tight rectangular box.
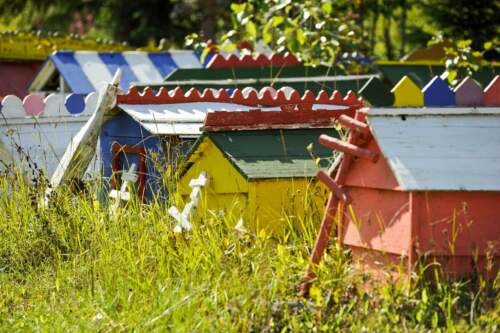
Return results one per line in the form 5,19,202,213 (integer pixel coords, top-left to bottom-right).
296,28,305,45
245,21,257,39
263,21,273,44
321,2,332,15
272,16,284,27
230,3,246,14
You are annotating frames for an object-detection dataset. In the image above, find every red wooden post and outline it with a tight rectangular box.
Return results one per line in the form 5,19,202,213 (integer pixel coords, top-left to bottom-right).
336,114,371,138
319,135,379,162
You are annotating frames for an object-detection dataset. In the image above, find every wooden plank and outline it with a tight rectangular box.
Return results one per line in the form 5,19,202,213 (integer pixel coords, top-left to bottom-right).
1,95,24,118
64,94,86,115
43,93,68,117
169,51,203,68
73,52,113,90
422,76,454,106
453,77,483,106
391,75,423,107
23,94,45,116
0,137,17,172
47,70,121,198
483,75,500,106
82,92,99,116
0,118,93,175
122,52,164,83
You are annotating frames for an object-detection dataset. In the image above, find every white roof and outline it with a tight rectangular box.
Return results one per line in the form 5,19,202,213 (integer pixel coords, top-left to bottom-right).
367,107,500,191
118,102,347,135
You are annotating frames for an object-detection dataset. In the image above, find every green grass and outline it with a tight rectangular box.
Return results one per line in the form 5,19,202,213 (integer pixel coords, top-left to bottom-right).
0,174,498,332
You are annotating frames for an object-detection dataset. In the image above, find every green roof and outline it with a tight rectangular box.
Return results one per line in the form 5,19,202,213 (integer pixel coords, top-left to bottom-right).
201,128,339,180
135,65,371,95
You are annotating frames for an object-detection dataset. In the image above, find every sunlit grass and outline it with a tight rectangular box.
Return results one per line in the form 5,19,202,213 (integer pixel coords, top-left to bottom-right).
0,172,498,332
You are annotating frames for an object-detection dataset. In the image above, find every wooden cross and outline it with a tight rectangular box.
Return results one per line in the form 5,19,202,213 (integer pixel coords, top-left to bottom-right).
169,171,208,233
109,163,138,210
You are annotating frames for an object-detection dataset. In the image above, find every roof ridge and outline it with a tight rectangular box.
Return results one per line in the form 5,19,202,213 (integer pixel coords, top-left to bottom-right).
206,53,301,68
117,86,363,107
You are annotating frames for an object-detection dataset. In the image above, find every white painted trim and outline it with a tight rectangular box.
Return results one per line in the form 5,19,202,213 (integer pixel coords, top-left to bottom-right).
0,116,91,126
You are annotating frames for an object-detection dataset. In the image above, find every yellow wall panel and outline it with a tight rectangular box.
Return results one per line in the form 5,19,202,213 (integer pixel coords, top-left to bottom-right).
248,178,329,233
178,137,330,234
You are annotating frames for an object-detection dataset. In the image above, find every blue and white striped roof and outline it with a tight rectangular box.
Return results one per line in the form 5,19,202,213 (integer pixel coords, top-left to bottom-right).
33,50,207,95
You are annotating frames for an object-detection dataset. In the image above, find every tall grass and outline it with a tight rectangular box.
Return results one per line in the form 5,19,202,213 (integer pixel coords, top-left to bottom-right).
0,173,498,332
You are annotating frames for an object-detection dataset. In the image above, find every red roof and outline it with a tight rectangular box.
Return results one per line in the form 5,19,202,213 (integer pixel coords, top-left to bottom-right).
0,61,42,98
206,53,300,68
118,86,363,107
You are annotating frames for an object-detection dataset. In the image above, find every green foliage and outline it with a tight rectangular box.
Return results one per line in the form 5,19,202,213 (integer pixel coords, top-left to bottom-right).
0,174,498,331
431,35,499,85
217,0,363,66
421,0,500,51
0,0,232,47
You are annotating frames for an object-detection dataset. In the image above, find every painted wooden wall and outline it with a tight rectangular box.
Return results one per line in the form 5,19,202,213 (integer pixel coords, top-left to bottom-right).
100,112,164,200
0,92,98,176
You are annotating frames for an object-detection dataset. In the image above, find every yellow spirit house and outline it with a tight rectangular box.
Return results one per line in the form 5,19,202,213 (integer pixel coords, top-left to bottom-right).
178,94,363,233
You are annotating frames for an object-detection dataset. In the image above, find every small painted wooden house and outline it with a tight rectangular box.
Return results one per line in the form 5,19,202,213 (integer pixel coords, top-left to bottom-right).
106,84,364,203
306,75,500,280
177,91,363,233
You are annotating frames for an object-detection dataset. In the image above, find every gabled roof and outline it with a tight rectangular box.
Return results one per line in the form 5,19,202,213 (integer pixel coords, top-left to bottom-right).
367,107,500,191
29,50,203,94
191,128,337,180
116,86,362,136
206,53,300,68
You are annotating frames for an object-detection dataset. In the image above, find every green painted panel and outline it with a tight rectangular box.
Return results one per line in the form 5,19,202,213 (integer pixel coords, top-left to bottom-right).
134,65,368,94
378,64,444,87
378,64,499,87
164,65,348,81
359,77,394,106
207,128,339,179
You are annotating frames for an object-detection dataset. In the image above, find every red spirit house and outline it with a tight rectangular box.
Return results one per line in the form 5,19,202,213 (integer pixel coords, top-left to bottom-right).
301,76,500,291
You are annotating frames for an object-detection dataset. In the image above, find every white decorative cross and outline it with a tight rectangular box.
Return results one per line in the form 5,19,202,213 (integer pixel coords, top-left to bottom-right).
109,163,138,211
169,171,208,233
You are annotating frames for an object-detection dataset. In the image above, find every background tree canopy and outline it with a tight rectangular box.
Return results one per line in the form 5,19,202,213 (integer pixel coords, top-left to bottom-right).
0,0,498,62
